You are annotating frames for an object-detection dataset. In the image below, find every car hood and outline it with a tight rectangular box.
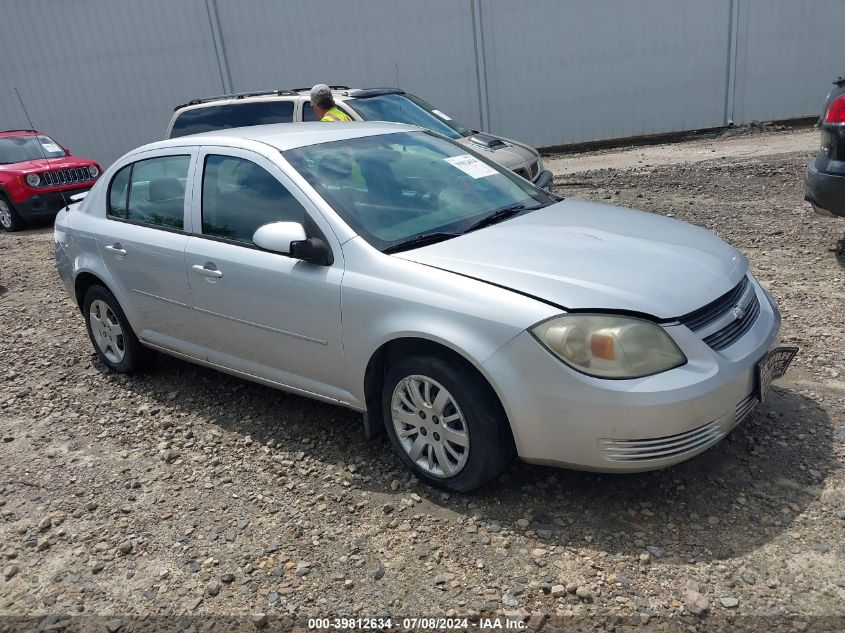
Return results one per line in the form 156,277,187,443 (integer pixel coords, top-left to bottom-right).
395,199,747,319
456,134,538,169
0,158,93,174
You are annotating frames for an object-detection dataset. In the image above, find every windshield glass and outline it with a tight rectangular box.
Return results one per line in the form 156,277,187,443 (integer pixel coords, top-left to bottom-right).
0,135,67,163
284,131,553,252
345,93,471,140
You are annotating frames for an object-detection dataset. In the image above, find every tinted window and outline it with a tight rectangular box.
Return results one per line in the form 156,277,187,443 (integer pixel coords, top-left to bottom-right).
170,101,295,137
116,155,190,229
302,102,352,122
302,102,320,122
201,155,306,244
108,165,131,218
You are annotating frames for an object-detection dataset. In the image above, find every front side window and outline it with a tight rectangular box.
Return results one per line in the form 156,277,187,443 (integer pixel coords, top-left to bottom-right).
201,155,306,244
302,101,353,122
170,101,295,138
107,155,190,230
284,131,553,252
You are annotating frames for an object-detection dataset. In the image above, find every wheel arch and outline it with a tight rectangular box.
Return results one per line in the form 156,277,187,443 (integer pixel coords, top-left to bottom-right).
362,335,514,445
74,271,112,313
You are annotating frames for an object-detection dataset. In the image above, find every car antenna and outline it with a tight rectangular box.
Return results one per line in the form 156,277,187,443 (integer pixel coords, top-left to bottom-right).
14,87,69,210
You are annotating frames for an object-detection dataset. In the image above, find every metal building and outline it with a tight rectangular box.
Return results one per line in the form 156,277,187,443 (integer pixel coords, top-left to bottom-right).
0,0,840,167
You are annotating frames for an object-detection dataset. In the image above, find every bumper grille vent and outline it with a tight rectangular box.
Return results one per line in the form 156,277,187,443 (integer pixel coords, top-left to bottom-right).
734,392,758,427
599,420,724,462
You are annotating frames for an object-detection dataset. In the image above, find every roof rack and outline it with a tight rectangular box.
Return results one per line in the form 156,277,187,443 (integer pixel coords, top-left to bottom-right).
173,89,300,111
292,85,351,93
1,129,37,134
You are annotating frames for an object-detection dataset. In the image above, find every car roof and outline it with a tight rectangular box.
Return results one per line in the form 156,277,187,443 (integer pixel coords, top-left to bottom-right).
0,129,40,138
147,121,420,154
172,87,403,114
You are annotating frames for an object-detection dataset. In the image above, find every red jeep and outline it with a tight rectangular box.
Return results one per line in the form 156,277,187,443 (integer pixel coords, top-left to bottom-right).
0,129,102,232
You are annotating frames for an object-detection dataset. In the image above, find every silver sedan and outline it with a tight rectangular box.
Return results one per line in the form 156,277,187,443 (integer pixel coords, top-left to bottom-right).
54,122,797,491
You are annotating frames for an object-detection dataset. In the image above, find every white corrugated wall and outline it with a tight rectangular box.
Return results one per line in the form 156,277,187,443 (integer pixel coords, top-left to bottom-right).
0,0,840,166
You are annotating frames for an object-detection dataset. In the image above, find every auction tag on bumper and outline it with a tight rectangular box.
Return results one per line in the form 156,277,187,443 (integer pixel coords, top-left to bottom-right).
444,154,498,179
756,346,798,402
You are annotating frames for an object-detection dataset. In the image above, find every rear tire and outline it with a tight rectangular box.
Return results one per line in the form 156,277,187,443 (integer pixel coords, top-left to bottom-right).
83,285,151,373
0,195,24,232
382,353,515,492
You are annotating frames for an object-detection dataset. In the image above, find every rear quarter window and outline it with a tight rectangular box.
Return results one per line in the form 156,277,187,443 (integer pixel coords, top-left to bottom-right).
170,101,295,138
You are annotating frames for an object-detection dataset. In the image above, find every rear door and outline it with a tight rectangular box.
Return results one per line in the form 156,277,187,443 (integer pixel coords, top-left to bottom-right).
95,149,204,358
184,146,350,403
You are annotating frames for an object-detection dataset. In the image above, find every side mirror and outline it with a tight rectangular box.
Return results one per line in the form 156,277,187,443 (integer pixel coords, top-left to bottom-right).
252,221,306,255
290,237,332,266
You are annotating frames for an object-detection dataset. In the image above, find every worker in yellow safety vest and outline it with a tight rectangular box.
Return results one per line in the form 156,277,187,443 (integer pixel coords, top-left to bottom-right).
310,84,353,122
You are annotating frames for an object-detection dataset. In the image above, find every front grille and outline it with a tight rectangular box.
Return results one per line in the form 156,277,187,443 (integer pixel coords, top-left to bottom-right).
679,275,761,351
734,392,758,426
599,420,724,462
680,277,749,331
702,293,760,350
38,168,92,187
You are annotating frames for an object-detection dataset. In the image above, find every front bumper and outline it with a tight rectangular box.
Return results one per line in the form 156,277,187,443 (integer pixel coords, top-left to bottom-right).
805,160,845,218
482,278,782,472
15,187,91,220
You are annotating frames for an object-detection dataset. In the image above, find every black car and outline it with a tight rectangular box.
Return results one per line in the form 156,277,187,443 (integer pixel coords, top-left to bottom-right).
805,77,845,218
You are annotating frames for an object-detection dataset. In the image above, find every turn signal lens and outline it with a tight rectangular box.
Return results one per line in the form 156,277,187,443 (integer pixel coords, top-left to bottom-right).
531,314,687,379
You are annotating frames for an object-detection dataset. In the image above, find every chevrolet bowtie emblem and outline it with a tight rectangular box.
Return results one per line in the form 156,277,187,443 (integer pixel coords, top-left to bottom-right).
731,304,746,321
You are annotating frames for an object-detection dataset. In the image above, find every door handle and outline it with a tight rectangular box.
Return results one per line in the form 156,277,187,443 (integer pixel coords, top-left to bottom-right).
192,264,223,279
104,244,127,256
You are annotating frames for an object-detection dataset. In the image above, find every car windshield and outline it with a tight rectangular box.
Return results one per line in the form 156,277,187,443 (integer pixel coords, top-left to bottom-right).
345,93,472,140
0,135,67,163
284,131,554,252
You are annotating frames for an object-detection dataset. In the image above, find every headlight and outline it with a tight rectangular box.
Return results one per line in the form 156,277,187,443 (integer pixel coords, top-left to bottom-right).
531,314,686,379
25,173,40,187
87,165,100,178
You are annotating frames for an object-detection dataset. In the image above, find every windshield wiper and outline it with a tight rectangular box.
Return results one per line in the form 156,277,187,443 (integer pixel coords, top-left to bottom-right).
382,231,460,254
463,204,539,233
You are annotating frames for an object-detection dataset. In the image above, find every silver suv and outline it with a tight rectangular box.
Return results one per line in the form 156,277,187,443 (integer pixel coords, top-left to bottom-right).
165,87,552,190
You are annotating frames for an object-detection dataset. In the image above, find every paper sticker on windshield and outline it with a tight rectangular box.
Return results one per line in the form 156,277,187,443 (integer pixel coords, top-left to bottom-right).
41,143,61,153
444,154,498,179
432,109,452,121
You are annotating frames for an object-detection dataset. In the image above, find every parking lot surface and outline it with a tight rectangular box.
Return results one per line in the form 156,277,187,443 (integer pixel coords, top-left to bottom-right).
1,127,843,630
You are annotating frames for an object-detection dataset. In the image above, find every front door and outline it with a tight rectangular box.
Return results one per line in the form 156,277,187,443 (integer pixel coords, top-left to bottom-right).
184,147,349,403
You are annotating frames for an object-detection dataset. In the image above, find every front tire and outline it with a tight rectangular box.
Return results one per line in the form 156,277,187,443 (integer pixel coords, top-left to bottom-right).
83,285,151,373
0,195,24,232
382,354,515,492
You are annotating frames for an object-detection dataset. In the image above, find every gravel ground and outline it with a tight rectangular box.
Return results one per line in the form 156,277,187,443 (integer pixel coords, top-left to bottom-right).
1,128,843,631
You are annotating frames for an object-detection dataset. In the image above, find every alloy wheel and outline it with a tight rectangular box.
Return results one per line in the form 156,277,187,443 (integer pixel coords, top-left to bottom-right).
391,375,470,478
0,200,12,229
89,299,126,364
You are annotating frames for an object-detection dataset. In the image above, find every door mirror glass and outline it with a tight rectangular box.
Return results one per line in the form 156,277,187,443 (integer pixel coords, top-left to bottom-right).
252,221,306,254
